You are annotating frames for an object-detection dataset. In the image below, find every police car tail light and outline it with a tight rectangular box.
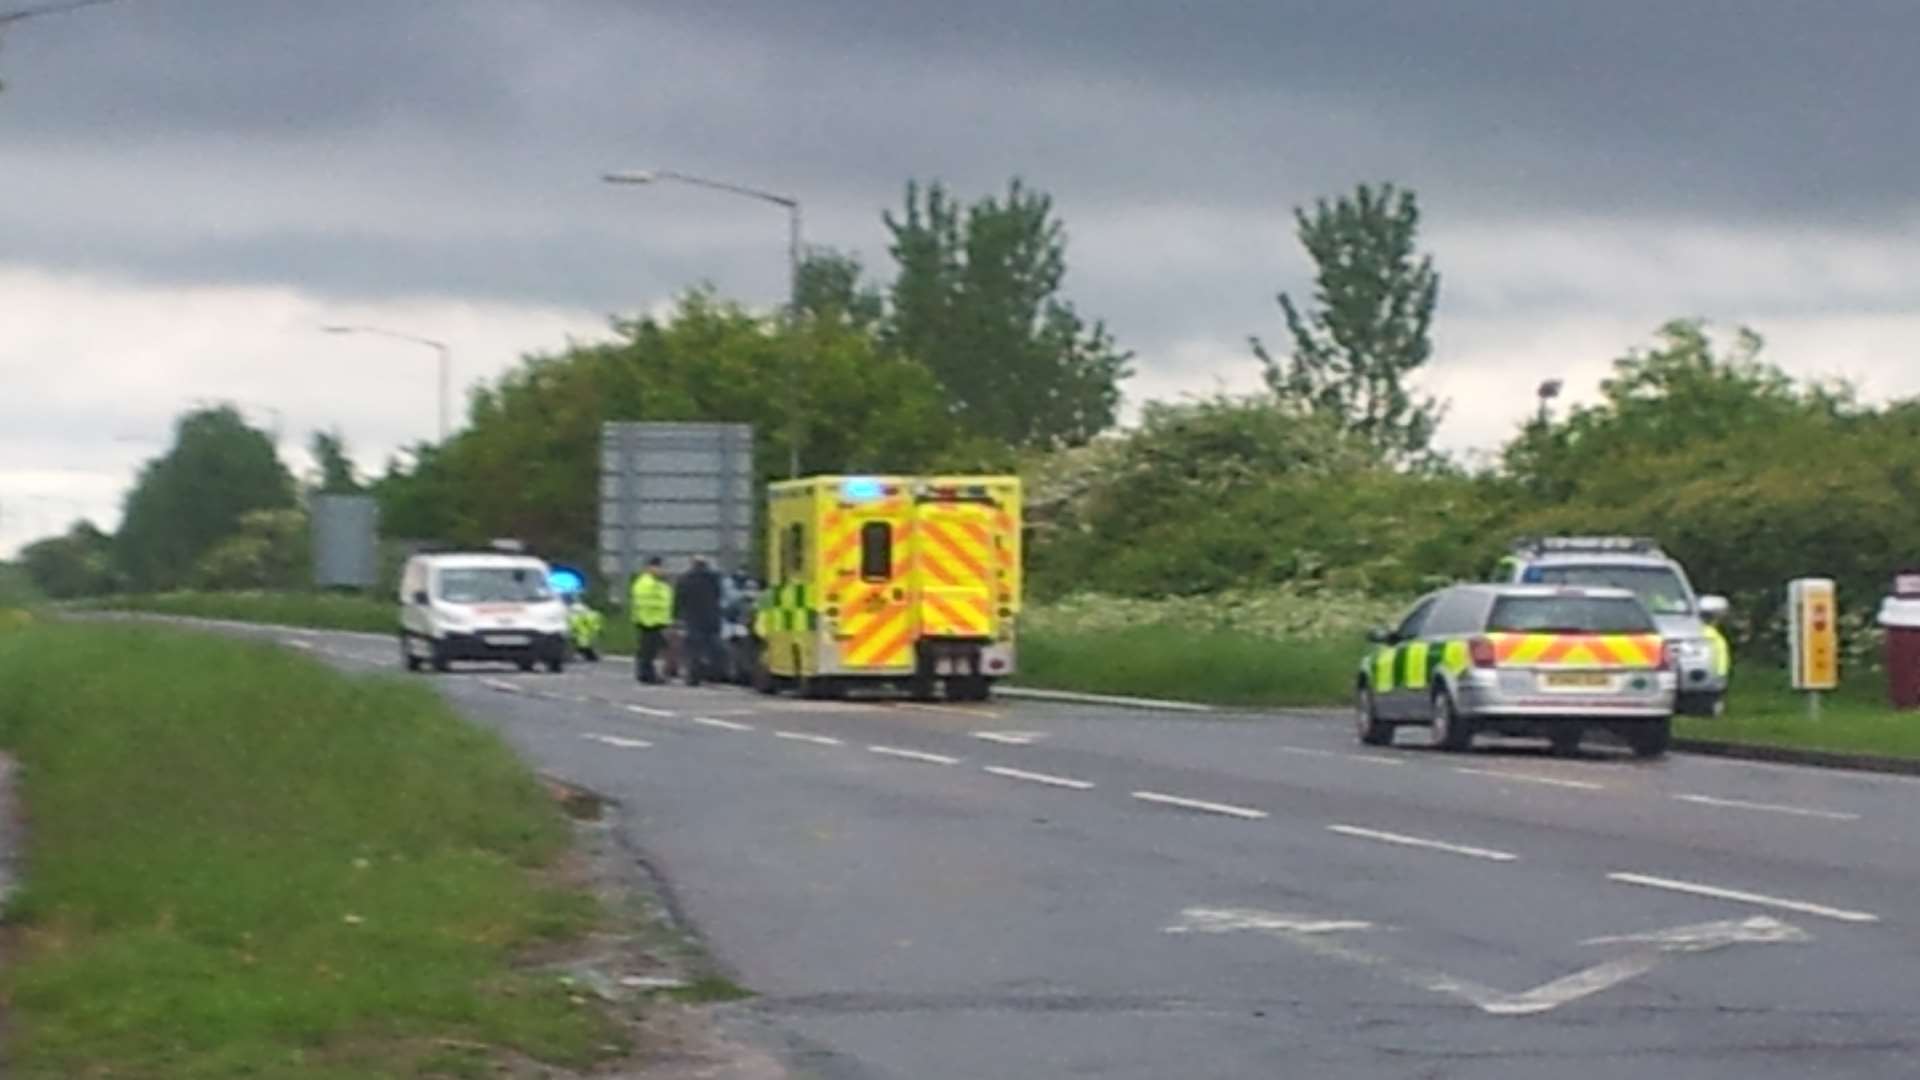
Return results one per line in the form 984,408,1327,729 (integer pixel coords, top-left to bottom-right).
1658,642,1677,671
1468,637,1498,668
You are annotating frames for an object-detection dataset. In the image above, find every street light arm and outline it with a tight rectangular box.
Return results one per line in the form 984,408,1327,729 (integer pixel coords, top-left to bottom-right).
0,0,126,26
321,324,447,352
604,168,796,209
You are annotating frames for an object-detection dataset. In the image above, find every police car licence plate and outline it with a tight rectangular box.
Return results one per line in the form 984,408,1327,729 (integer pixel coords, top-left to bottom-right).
1542,672,1613,690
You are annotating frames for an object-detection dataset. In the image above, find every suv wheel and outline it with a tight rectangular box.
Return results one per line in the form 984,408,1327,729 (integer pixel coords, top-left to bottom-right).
1430,686,1474,752
1355,684,1393,746
1623,718,1672,759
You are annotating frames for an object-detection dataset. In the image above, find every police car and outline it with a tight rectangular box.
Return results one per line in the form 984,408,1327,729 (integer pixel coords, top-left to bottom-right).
1356,583,1678,757
1492,537,1730,717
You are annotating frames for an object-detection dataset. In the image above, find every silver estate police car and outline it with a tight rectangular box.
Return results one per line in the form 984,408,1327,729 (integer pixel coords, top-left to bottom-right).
1357,583,1679,757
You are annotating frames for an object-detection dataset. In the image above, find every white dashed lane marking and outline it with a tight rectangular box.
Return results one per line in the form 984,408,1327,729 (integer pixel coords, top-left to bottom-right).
1671,793,1859,821
582,733,651,749
1131,791,1268,820
1455,767,1606,791
774,730,843,747
973,731,1045,746
692,716,755,732
984,766,1095,790
1607,872,1879,924
869,745,961,765
1328,824,1519,862
624,704,676,718
1277,746,1405,766
482,679,520,693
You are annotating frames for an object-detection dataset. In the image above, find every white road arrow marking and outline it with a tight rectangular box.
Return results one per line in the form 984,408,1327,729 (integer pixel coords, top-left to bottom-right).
1164,908,1809,1017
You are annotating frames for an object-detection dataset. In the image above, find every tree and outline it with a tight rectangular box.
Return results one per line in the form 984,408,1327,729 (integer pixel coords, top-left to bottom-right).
795,248,885,333
193,508,310,591
114,405,296,591
1254,182,1443,463
884,178,1132,448
378,290,980,568
308,429,363,494
19,520,115,598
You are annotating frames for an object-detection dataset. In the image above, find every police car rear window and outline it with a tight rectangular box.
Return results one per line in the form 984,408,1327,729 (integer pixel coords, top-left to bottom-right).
1487,596,1656,635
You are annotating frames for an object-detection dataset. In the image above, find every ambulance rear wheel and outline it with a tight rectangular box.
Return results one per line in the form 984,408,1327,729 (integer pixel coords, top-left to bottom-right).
948,675,991,703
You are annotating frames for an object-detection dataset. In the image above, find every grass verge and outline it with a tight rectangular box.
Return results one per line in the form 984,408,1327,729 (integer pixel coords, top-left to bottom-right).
1018,625,1354,708
1678,674,1920,761
78,590,394,634
0,621,623,1078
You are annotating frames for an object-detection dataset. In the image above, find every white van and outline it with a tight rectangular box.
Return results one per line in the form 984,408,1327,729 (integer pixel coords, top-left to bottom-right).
398,551,569,673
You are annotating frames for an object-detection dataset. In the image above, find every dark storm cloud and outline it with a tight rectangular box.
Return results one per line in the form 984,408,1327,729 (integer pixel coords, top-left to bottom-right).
2,1,1916,317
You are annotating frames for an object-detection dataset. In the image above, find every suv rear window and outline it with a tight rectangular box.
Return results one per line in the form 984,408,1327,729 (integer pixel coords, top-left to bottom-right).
1487,596,1657,635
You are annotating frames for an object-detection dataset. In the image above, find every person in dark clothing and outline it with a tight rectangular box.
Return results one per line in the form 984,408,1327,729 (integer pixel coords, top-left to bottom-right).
673,555,725,686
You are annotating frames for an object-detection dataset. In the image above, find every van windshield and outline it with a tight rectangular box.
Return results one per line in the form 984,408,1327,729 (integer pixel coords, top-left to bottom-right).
1521,564,1693,616
1488,596,1658,635
438,567,551,604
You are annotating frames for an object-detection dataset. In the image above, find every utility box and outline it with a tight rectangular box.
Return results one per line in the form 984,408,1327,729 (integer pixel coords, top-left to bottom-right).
311,494,380,589
1787,577,1840,692
598,422,755,604
1879,570,1920,709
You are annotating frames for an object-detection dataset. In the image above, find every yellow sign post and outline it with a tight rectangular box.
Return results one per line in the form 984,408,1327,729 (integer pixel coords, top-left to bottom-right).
1788,578,1839,719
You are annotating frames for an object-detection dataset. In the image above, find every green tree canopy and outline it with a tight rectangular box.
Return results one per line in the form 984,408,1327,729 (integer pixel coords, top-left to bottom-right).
375,290,992,568
1254,182,1443,463
308,429,364,494
884,178,1132,449
19,520,116,599
114,405,295,591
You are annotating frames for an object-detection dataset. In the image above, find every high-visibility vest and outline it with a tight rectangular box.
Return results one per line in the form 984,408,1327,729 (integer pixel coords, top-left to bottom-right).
630,573,673,628
1704,623,1732,678
568,606,604,647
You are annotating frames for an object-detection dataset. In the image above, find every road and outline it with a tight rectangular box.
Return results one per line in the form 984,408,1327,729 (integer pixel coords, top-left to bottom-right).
243,622,1920,1077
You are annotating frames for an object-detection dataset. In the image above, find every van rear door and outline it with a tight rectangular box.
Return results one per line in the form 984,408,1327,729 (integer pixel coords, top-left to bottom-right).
911,490,1000,642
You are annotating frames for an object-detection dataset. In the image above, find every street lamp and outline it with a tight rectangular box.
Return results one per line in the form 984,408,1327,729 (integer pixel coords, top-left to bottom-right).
602,168,804,478
321,325,451,443
1535,378,1564,427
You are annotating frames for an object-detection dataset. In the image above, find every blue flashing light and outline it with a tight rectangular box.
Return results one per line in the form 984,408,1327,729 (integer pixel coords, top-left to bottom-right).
548,567,586,596
841,477,885,502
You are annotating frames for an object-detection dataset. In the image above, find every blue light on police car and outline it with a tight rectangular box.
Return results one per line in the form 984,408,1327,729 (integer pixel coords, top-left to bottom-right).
841,477,884,502
548,567,585,595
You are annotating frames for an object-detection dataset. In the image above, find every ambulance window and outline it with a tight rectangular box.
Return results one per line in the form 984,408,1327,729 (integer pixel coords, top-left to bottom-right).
784,524,804,580
859,522,892,581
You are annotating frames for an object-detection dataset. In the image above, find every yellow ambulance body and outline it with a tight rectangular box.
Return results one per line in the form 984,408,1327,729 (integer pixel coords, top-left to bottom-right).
760,475,1022,700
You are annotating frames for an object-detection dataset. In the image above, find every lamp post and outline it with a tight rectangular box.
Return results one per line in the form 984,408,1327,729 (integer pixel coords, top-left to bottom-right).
602,168,804,478
320,325,451,443
1535,378,1564,428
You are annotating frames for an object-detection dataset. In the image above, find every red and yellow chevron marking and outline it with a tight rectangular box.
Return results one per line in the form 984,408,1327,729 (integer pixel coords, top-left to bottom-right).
1489,633,1663,668
843,602,915,668
918,516,992,588
921,590,991,638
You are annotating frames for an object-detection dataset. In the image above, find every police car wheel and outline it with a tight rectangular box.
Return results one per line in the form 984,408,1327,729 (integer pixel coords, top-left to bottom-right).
1354,685,1392,746
1430,687,1474,752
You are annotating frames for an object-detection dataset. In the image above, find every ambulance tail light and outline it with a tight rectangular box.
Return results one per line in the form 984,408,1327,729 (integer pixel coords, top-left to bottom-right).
1468,637,1498,669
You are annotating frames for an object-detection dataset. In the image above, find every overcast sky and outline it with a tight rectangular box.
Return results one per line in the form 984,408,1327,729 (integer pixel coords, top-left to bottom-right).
3,1,1916,553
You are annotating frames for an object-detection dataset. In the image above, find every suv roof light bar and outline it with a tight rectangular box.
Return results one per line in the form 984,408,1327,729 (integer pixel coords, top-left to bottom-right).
1510,535,1663,556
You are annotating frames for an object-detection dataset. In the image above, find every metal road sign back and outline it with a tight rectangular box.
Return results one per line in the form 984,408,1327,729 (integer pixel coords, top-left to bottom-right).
597,422,755,592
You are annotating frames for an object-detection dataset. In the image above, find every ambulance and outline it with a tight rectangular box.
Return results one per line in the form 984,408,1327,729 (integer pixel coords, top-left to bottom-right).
756,475,1021,700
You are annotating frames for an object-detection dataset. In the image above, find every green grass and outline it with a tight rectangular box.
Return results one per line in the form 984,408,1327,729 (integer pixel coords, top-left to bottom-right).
0,621,624,1078
1678,670,1920,760
1019,625,1356,708
82,590,394,634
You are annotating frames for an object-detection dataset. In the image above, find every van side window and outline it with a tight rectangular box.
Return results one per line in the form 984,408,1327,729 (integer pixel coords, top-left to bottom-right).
859,522,892,581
